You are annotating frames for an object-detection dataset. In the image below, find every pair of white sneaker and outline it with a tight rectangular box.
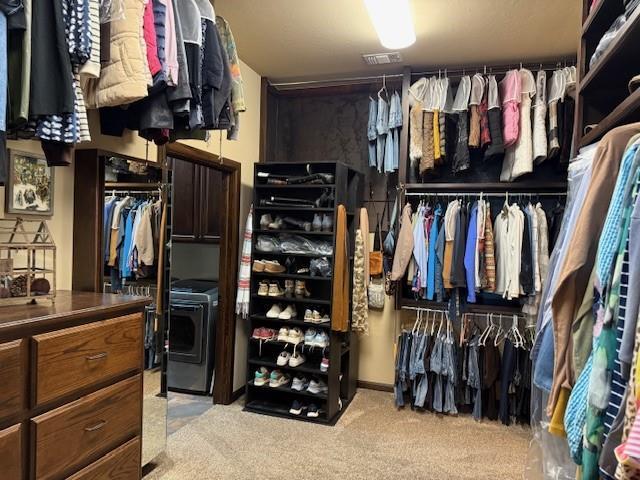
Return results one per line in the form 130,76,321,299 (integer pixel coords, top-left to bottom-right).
277,327,303,345
307,379,328,395
276,351,306,368
266,304,297,319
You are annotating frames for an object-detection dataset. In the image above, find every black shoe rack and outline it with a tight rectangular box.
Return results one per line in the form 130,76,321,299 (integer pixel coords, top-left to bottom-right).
244,161,363,424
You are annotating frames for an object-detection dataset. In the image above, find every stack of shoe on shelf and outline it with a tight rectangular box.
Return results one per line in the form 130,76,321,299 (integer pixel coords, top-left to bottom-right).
247,163,363,424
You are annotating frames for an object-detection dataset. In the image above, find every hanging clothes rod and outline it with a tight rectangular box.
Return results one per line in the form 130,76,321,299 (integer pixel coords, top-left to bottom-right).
105,190,161,196
270,59,575,89
404,191,567,197
411,60,575,78
401,305,526,318
271,73,404,89
401,306,447,313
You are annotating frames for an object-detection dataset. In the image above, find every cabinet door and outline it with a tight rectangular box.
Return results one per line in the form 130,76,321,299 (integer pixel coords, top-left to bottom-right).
0,340,26,423
198,166,223,243
0,424,21,480
172,158,199,241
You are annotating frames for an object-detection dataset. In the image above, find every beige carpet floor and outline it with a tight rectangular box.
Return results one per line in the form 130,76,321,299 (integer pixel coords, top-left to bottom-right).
145,389,532,480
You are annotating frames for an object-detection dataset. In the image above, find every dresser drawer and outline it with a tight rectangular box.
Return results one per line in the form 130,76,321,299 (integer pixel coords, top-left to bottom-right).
0,339,27,422
32,313,142,406
66,437,141,480
0,423,22,479
32,375,141,480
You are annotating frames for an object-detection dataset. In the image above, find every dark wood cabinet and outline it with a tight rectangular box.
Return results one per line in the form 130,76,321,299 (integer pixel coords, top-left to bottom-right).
199,167,223,242
172,159,199,241
172,158,223,243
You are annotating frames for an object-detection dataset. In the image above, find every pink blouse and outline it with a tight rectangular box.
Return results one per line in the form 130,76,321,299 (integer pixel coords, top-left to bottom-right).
499,70,521,147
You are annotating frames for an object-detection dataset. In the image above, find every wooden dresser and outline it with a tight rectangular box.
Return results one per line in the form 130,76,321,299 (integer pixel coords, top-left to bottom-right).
0,291,151,480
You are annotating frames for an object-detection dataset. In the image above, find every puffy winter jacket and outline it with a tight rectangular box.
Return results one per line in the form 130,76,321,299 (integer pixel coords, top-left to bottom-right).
84,0,149,108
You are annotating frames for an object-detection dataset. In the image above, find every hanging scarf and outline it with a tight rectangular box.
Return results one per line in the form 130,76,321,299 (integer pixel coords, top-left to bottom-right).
235,204,253,318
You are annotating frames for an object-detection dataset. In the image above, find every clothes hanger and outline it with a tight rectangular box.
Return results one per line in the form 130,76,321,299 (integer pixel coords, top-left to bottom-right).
513,315,525,348
430,310,437,336
493,314,506,347
479,313,494,346
437,311,444,338
422,310,431,335
378,74,388,100
411,309,422,335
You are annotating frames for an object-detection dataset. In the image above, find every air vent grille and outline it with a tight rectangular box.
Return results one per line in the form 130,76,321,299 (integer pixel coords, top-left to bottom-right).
362,52,402,65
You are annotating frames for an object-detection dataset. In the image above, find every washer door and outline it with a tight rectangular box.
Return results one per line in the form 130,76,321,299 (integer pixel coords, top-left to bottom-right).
169,302,205,364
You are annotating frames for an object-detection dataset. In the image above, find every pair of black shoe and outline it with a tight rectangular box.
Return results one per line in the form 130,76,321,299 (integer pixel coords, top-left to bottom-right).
262,172,335,185
314,188,334,208
285,258,310,275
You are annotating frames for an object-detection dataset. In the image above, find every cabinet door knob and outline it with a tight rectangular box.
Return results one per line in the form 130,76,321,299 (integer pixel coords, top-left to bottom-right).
85,352,108,361
84,420,107,432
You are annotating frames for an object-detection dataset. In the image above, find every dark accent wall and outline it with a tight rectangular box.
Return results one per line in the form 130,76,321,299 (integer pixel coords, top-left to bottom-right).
265,84,403,230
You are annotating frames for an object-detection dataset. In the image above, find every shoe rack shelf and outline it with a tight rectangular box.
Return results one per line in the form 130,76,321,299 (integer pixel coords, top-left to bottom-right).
254,229,334,236
248,357,328,377
250,316,332,330
247,380,328,400
254,206,335,213
254,184,337,189
245,161,363,425
251,294,332,305
252,272,332,282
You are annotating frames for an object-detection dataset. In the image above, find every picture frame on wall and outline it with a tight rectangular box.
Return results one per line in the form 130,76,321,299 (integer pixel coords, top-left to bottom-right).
4,150,55,217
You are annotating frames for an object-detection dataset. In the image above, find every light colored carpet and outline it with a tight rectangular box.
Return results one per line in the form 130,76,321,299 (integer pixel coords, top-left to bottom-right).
145,389,532,480
167,391,214,435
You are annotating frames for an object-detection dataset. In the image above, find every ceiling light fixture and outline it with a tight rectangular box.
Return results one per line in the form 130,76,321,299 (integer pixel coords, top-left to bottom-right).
364,0,416,50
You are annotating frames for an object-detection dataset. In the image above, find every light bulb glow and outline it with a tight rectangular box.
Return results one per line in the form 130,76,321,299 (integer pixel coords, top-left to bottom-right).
364,0,416,49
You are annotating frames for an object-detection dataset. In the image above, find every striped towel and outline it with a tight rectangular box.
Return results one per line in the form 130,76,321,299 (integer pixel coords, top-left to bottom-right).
235,205,253,318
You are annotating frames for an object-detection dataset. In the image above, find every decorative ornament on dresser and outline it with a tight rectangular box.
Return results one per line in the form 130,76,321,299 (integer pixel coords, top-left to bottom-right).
0,218,56,306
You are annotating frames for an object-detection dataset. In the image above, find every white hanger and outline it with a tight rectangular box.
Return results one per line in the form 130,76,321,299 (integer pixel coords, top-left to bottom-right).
412,309,422,335
494,314,505,347
436,311,444,338
378,74,387,99
510,315,525,348
479,313,494,346
422,310,430,335
430,310,437,336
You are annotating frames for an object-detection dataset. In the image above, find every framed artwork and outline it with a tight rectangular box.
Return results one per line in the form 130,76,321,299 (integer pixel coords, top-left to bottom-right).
4,150,55,216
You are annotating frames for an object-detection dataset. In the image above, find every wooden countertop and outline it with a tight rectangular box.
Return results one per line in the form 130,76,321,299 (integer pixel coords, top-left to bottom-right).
0,291,152,342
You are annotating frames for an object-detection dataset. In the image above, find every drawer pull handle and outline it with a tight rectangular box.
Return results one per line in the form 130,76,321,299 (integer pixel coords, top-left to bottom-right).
85,352,108,361
84,420,107,432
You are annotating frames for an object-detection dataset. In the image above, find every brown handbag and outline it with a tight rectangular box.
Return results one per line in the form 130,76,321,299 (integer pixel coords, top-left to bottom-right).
369,214,383,277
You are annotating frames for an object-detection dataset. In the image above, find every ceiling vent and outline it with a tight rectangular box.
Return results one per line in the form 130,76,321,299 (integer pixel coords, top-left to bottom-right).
362,52,402,66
